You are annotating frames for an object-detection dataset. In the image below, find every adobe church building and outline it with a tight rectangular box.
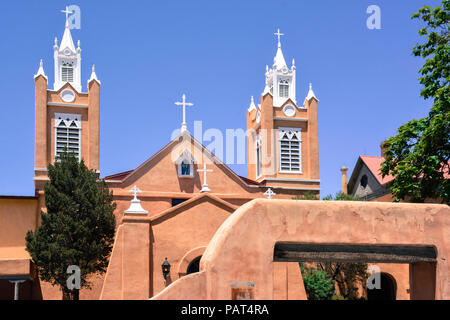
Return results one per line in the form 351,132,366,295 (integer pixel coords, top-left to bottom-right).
1,13,449,300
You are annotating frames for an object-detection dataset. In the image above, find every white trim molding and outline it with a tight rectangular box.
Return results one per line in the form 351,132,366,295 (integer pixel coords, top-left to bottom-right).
47,102,88,108
274,117,308,122
262,178,320,183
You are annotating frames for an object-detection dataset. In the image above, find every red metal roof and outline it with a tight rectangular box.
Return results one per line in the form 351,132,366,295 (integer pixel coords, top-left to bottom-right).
360,156,449,186
103,170,134,181
359,156,394,186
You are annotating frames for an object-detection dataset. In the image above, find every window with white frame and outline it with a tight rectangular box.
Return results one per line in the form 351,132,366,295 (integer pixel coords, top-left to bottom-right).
256,135,262,178
279,128,301,173
61,61,74,83
279,79,289,98
176,149,195,178
181,160,191,176
55,113,81,161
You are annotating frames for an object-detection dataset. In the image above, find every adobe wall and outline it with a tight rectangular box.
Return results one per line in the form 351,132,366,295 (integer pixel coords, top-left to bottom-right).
153,200,449,300
101,195,235,299
0,198,38,247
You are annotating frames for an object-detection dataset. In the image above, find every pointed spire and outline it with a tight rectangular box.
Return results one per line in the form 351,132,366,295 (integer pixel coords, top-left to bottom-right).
54,37,58,49
273,28,287,69
34,59,47,80
59,7,76,53
274,47,287,69
306,82,318,101
247,96,257,112
292,58,296,70
88,64,101,85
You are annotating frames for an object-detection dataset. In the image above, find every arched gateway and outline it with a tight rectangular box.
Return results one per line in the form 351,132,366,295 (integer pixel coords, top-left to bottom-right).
152,199,449,300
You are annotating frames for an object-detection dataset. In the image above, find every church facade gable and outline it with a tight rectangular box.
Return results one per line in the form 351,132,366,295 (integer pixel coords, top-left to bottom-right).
106,133,257,196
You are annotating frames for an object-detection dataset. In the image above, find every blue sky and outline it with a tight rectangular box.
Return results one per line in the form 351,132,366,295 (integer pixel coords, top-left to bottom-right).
0,0,440,197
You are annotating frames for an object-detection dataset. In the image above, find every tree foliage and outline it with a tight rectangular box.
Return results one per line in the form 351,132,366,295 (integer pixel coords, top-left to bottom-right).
300,264,335,300
25,151,116,299
322,191,361,201
381,0,450,204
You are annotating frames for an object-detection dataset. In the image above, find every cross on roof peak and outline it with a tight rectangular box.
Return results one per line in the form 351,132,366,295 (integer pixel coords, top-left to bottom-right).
274,28,284,47
61,6,72,27
175,93,194,133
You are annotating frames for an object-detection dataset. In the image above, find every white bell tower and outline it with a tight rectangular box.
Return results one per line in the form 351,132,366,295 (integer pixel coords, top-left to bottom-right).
53,7,82,92
263,29,297,107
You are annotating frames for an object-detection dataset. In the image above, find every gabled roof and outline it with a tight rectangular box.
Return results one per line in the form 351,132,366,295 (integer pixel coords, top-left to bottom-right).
348,155,450,194
360,156,394,185
348,155,394,193
102,131,263,190
150,193,237,223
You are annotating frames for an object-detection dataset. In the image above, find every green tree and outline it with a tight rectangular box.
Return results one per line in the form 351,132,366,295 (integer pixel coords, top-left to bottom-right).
25,151,116,300
300,264,335,300
322,191,360,201
381,0,450,204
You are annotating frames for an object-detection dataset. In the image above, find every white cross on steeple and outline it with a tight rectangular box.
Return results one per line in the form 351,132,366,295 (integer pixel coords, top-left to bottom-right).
264,188,276,199
274,28,284,48
129,185,142,201
175,94,194,133
61,6,72,27
197,163,213,193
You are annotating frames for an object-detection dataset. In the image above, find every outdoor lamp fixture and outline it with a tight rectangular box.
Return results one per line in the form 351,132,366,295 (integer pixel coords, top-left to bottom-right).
162,257,171,280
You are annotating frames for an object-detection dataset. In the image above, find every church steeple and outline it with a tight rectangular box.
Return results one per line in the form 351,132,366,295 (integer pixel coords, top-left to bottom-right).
263,28,297,107
53,6,82,92
34,7,100,190
246,29,320,197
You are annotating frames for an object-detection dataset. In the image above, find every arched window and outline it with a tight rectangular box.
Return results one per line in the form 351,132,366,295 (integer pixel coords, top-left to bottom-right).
367,273,397,300
279,80,289,98
176,149,195,178
361,175,368,188
186,256,201,275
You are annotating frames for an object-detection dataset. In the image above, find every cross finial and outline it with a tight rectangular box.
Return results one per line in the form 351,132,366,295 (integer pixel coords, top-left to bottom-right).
175,94,194,133
264,188,276,199
197,163,213,192
61,6,72,28
129,185,142,201
274,28,284,48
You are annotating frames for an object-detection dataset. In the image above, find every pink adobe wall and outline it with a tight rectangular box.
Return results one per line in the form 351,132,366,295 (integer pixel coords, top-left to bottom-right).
154,199,449,300
101,195,235,299
150,197,234,297
375,263,410,300
0,199,38,247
